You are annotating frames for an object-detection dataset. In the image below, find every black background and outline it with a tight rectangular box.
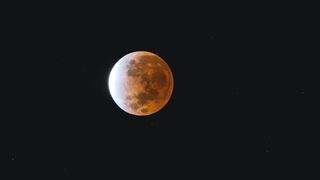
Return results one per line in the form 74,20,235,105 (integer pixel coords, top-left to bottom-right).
2,2,315,179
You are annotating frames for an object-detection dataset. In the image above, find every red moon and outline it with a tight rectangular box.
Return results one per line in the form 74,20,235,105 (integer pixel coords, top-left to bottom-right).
108,51,174,116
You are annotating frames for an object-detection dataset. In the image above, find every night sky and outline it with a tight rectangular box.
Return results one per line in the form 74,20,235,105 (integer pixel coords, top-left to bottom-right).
2,2,313,179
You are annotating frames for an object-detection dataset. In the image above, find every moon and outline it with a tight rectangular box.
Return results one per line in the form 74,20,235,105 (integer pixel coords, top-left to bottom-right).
108,51,174,116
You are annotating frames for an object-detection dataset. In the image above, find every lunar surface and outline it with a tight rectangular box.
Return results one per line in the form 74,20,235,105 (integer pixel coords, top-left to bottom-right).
108,51,174,116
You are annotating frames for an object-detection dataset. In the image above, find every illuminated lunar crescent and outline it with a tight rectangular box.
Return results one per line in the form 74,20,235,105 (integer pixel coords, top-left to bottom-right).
108,51,174,116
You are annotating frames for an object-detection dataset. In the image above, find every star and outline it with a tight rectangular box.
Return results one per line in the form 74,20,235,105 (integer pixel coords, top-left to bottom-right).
10,152,16,161
234,88,240,96
63,167,68,173
267,135,271,140
297,89,305,95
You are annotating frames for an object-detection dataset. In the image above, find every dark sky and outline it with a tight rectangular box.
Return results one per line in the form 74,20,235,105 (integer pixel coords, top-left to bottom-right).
2,2,313,179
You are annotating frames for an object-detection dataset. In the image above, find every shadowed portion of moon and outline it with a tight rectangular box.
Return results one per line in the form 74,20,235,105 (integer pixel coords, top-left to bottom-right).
108,51,173,116
125,54,170,113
